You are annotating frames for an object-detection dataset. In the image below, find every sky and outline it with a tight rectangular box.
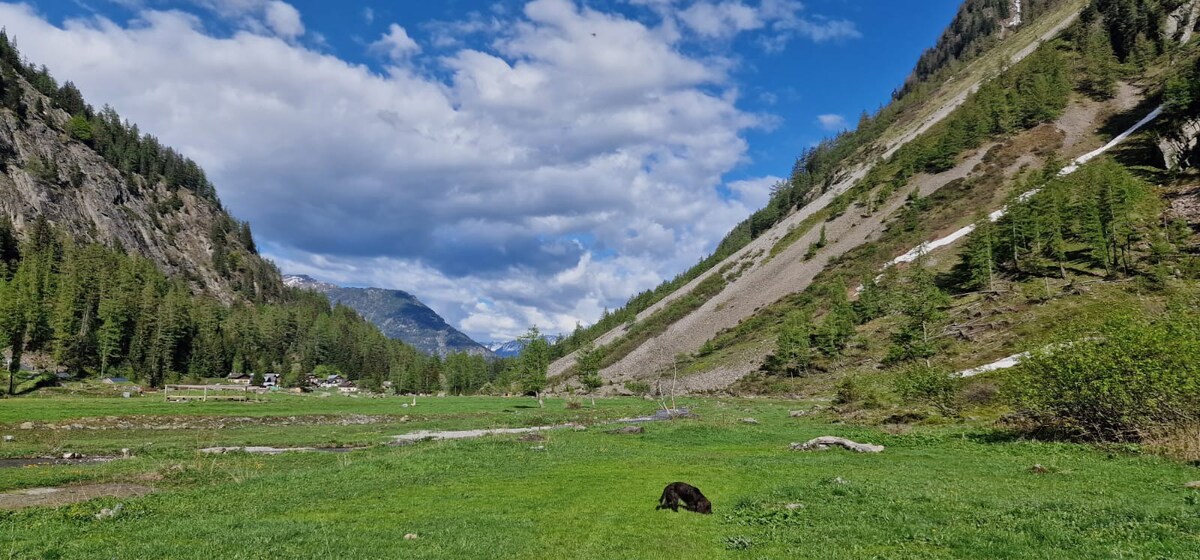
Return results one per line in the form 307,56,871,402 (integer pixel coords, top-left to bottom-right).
3,0,961,342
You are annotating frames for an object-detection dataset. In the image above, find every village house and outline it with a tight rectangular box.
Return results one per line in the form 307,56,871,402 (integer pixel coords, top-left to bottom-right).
227,372,252,385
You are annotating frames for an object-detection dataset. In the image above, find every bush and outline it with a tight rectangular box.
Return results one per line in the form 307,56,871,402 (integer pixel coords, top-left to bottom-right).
580,374,603,392
893,364,960,416
67,114,93,143
834,375,882,410
1006,310,1200,441
624,381,651,395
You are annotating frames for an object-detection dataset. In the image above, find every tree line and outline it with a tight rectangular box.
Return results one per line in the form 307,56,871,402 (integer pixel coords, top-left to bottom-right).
896,0,1071,100
0,219,561,396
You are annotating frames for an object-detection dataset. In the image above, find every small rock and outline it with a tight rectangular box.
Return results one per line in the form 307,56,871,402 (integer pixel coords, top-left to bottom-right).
121,448,131,459
741,418,759,424
401,403,409,408
95,503,123,520
404,533,419,540
608,426,645,435
2,435,13,442
789,410,807,418
1184,481,1200,489
830,477,849,486
529,445,545,451
1029,464,1050,474
784,503,804,510
19,422,34,430
62,452,82,460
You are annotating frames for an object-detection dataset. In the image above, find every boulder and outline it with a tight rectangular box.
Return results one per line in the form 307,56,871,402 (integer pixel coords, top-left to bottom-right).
791,436,884,453
19,422,34,430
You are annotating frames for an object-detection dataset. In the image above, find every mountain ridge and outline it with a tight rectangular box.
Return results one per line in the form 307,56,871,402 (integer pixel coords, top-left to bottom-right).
283,274,491,357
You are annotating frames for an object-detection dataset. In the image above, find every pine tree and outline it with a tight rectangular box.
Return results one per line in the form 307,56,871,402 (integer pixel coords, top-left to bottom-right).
815,283,856,357
772,311,813,376
960,213,997,290
887,263,951,364
517,327,550,398
575,342,603,391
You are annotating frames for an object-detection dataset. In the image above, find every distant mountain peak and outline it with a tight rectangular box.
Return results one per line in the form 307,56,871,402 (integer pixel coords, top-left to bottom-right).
284,273,490,357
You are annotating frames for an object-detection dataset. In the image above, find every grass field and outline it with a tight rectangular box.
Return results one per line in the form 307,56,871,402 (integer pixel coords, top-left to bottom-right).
2,394,1200,559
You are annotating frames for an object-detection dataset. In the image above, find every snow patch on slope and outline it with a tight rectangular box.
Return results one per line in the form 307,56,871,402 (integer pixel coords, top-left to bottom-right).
882,105,1163,269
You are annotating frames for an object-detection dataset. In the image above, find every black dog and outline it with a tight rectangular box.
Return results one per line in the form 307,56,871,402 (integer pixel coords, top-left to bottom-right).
657,482,712,514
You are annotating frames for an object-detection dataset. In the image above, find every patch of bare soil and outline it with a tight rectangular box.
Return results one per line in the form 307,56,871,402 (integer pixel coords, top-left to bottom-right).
0,483,155,510
1166,184,1200,224
0,456,118,469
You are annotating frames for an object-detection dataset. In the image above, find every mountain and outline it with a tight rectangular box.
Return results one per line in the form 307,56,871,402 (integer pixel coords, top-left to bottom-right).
486,335,561,358
0,33,427,391
0,36,280,303
547,0,1200,395
284,274,490,357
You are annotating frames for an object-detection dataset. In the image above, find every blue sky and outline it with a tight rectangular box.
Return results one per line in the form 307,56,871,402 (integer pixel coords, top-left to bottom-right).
9,0,960,341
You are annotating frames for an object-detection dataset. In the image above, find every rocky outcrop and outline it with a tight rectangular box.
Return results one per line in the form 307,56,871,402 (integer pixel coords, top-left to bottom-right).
1167,0,1200,45
0,74,274,302
1158,118,1200,171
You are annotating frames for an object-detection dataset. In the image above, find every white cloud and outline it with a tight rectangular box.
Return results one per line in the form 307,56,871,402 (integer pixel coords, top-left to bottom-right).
369,23,420,61
0,0,785,342
188,0,305,39
263,1,303,39
728,176,781,210
669,0,860,48
362,7,374,25
816,113,846,131
679,1,764,38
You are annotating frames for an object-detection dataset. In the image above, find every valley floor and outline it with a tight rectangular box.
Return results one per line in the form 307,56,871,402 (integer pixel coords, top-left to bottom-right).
2,394,1199,559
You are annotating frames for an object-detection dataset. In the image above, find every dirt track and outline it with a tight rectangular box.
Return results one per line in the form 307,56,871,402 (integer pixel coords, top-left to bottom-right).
0,483,155,510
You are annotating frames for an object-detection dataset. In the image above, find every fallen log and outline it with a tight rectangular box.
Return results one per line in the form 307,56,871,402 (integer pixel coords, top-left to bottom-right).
791,436,884,453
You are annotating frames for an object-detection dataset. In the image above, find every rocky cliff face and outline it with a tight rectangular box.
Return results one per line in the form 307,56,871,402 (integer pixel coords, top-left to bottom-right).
0,71,277,303
1159,118,1200,170
284,275,490,357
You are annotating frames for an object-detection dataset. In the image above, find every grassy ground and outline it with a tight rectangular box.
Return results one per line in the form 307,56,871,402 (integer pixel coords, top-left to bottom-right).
2,395,1199,559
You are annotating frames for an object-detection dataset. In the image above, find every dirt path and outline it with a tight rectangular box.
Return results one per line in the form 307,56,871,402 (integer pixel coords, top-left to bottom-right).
199,446,362,455
390,425,576,443
0,483,155,510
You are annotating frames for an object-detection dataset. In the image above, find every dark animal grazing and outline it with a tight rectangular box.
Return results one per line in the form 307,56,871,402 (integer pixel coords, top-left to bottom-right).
657,482,712,514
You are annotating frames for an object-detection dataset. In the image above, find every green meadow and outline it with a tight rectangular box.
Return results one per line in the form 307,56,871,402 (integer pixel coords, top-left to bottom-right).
1,394,1199,559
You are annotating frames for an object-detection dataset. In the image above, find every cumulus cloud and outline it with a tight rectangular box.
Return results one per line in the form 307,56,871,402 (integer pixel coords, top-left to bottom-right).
816,113,846,131
0,0,816,341
263,1,303,38
191,0,305,39
668,0,860,48
369,24,420,61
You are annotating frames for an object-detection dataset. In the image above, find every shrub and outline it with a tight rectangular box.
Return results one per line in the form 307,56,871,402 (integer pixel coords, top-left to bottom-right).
580,374,603,392
1006,309,1200,441
893,364,960,416
834,375,882,410
624,381,651,395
